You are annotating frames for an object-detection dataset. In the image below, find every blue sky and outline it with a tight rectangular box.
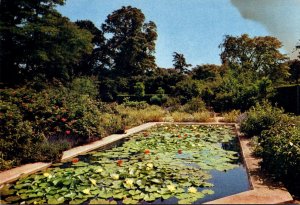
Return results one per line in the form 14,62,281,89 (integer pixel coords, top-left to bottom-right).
57,0,299,68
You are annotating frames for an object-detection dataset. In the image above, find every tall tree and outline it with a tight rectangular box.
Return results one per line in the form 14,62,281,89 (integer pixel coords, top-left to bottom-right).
172,52,192,74
219,34,289,83
102,6,157,77
0,0,93,85
75,20,109,75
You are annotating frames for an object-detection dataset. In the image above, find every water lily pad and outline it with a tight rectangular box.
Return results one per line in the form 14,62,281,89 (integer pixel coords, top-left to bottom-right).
47,197,65,204
123,198,138,204
202,189,214,195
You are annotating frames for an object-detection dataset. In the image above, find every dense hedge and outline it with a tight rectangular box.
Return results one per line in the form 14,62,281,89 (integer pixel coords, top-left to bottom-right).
273,84,300,115
240,101,300,198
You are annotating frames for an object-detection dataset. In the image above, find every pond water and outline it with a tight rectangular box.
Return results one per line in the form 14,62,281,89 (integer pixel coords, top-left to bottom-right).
0,124,250,204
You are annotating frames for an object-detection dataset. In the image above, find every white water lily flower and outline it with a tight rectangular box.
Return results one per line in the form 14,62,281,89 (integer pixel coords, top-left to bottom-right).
82,188,90,195
289,142,294,146
125,178,134,186
111,174,119,180
167,184,176,192
89,178,97,186
188,187,197,193
95,167,103,173
129,169,135,175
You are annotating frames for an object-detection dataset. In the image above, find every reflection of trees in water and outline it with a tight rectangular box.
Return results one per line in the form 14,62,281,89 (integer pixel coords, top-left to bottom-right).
222,138,243,165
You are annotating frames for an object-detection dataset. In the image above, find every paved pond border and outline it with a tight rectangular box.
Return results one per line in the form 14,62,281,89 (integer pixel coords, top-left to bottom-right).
0,122,293,204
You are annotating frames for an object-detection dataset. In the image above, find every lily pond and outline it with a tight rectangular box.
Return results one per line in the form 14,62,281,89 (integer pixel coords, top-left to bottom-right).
0,124,250,204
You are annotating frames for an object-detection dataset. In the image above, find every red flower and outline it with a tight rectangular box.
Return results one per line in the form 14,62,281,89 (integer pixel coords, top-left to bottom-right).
65,130,71,135
143,132,149,137
61,118,67,122
117,160,123,166
144,149,150,154
72,158,79,163
184,133,188,137
178,149,182,154
178,135,182,138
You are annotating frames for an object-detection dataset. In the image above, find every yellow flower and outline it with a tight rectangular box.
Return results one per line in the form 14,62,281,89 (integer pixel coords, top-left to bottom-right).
43,172,51,178
111,174,119,180
125,178,134,186
167,184,176,192
146,163,153,169
95,167,103,173
188,187,197,193
82,188,90,195
89,178,97,186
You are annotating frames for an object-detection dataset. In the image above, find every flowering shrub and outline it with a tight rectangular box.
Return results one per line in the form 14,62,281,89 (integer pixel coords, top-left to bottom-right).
0,78,120,170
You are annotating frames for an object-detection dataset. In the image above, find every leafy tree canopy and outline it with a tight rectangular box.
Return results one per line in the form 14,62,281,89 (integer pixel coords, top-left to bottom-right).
75,20,109,75
0,0,93,84
191,64,226,81
102,6,157,77
219,34,289,84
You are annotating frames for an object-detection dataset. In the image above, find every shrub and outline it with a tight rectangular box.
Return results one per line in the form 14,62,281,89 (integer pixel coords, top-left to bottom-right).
258,123,300,196
0,77,119,170
193,112,214,122
150,95,162,105
133,82,145,99
70,77,99,98
162,97,181,110
117,104,166,128
122,100,148,109
240,101,285,137
171,111,213,122
171,112,194,122
220,110,241,123
180,97,206,114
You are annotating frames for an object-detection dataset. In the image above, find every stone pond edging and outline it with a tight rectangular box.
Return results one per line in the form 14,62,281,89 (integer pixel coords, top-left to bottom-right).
0,122,294,204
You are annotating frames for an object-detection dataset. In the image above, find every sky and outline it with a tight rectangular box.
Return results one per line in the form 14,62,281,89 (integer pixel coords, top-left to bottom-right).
57,0,300,68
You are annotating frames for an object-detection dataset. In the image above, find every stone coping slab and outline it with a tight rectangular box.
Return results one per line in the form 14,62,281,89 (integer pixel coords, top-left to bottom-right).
0,162,51,185
0,122,294,204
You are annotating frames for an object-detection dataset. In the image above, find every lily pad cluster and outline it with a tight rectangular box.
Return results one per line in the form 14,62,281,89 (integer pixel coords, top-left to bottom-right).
0,125,239,204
